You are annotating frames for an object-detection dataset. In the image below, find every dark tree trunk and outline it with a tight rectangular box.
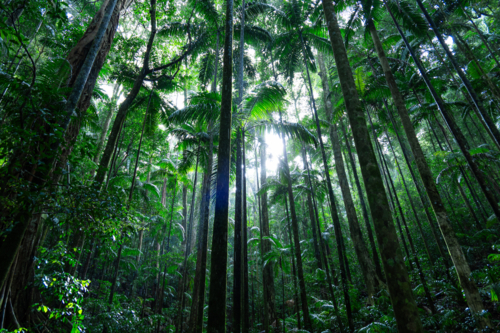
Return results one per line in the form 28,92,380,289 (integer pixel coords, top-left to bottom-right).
242,130,250,333
206,0,234,329
284,196,301,331
232,128,243,332
259,132,277,330
177,146,200,332
278,117,313,332
339,120,384,282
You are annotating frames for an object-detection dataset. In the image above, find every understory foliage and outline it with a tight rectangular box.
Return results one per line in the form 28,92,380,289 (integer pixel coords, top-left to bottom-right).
1,0,500,332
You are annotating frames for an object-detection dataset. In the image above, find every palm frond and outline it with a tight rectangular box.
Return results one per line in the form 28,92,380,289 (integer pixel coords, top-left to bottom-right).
244,81,288,120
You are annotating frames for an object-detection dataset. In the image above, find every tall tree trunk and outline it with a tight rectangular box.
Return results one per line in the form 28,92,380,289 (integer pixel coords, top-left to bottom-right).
206,0,234,329
189,133,213,332
302,148,345,332
372,132,414,270
368,112,437,313
258,132,277,330
136,229,144,264
339,120,384,282
52,0,123,177
253,140,271,333
278,115,312,332
178,146,200,332
233,4,246,328
293,99,322,269
426,118,482,228
182,183,188,245
317,53,377,305
233,129,243,332
284,196,301,331
383,129,434,264
157,177,179,315
94,0,187,186
242,130,250,333
321,1,423,331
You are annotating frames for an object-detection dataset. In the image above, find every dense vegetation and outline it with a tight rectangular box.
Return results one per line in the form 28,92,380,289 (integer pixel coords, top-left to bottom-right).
1,0,500,331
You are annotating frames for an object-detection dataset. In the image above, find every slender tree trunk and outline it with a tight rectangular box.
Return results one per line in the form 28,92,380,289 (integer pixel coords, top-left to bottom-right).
340,120,384,282
233,129,243,332
302,148,345,332
365,32,452,264
242,130,250,333
182,183,188,245
253,141,271,333
317,53,377,305
109,87,153,307
294,105,322,268
369,113,438,312
206,0,234,329
278,115,312,332
383,129,435,264
425,117,483,228
157,177,179,317
81,240,96,280
259,132,277,329
374,135,414,270
189,135,213,332
284,196,301,331
178,146,200,332
321,1,423,331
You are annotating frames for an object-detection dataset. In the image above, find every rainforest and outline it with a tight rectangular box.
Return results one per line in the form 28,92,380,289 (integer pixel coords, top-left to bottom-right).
1,0,500,331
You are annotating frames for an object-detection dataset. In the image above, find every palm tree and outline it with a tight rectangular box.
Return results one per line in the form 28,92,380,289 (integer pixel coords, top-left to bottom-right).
320,0,423,331
206,0,234,329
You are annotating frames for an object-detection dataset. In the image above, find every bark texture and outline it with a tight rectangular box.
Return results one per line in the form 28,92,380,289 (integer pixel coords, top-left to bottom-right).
206,0,233,329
